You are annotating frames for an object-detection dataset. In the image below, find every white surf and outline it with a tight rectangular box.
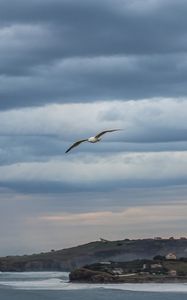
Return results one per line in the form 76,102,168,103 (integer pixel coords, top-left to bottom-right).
0,272,187,293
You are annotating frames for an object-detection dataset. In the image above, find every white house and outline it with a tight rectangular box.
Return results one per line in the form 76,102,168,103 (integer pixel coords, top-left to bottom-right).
165,253,177,260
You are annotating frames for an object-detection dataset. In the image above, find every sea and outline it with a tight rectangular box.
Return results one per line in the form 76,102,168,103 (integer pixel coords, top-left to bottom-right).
0,271,187,300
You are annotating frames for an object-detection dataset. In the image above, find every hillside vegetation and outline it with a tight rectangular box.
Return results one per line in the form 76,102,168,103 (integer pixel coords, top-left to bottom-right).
0,238,187,272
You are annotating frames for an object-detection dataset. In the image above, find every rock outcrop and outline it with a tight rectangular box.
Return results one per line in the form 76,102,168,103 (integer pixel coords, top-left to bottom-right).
69,259,187,283
69,268,117,283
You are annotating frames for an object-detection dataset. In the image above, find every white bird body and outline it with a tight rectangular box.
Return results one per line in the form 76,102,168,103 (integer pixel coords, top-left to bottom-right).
65,129,121,153
88,136,101,143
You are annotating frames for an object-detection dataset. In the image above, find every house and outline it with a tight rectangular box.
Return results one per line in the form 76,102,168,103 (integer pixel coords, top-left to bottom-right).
112,268,123,275
100,238,109,243
99,261,111,265
142,264,147,270
168,270,177,277
165,253,177,260
151,263,162,269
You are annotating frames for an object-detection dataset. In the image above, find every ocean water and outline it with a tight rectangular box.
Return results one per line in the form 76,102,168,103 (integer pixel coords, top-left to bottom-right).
0,271,187,300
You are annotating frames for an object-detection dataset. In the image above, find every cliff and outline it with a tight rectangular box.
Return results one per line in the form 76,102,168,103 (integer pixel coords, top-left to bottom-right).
0,238,187,272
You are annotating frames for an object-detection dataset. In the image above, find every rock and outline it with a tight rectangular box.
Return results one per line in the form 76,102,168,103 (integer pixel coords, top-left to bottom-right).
69,268,117,283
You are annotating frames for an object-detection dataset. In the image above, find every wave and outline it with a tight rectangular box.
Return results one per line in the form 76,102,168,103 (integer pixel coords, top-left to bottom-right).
0,272,187,293
0,271,69,279
0,278,68,290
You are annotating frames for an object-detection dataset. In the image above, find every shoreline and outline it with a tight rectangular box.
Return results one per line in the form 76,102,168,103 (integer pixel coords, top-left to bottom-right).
69,277,187,284
69,268,187,284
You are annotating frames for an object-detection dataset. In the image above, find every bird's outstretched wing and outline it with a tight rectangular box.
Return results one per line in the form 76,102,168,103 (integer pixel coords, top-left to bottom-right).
65,139,88,153
95,129,121,138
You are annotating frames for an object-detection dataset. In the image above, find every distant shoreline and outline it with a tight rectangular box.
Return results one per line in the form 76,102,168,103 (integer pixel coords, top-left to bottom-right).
69,257,187,284
1,238,187,272
69,269,187,284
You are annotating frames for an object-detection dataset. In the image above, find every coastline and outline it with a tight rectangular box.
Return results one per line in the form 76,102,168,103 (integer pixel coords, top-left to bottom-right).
69,268,187,284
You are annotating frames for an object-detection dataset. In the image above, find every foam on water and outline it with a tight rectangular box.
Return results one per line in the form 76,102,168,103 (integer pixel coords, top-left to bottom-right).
0,272,187,293
0,271,69,279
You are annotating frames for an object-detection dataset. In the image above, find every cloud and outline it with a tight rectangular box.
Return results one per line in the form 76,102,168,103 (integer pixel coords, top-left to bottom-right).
1,151,187,195
39,203,187,225
1,53,187,109
4,201,187,255
1,1,187,109
1,98,187,141
1,1,187,56
1,182,187,255
1,98,187,194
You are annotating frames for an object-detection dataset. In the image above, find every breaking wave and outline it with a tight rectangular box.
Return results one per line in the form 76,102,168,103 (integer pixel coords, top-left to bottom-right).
0,272,187,293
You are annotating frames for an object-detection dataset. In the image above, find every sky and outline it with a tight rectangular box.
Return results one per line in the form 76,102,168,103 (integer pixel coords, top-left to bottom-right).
0,0,187,255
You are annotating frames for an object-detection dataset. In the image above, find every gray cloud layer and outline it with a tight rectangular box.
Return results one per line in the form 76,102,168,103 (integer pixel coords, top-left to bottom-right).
1,99,187,193
1,0,187,109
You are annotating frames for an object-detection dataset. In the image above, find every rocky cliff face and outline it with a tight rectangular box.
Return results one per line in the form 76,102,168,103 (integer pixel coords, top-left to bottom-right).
0,238,187,272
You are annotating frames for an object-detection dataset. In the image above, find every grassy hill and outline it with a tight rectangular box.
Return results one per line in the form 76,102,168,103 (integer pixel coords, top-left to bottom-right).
0,238,187,272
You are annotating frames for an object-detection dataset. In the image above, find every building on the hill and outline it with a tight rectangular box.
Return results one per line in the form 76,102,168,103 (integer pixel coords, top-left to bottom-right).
99,238,109,243
151,263,162,269
168,269,177,277
99,261,111,265
165,253,177,260
112,268,123,275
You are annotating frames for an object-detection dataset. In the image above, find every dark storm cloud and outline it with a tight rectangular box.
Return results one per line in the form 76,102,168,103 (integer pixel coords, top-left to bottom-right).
1,0,187,109
1,0,187,56
1,53,187,110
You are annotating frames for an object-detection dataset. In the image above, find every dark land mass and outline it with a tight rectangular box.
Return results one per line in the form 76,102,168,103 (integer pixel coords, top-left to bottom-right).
69,258,187,283
0,238,187,272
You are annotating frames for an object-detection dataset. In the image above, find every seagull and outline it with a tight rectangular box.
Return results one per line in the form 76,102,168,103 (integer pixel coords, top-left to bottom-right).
65,129,121,153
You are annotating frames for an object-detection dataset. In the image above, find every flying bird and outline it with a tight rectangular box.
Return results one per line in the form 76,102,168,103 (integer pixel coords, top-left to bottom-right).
65,129,121,153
